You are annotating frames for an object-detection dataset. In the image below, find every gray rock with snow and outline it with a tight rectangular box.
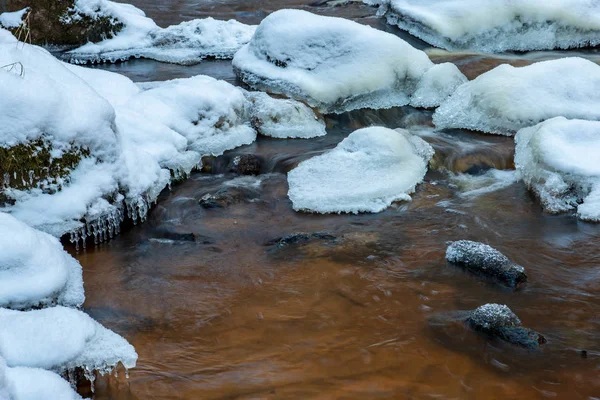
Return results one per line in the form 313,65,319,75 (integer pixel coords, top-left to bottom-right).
446,240,527,288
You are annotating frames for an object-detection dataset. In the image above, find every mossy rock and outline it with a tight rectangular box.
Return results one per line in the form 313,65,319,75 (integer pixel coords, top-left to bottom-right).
0,137,90,192
3,0,123,46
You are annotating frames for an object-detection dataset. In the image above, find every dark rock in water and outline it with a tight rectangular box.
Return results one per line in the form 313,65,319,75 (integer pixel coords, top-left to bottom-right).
467,304,546,349
228,154,262,175
265,232,338,248
446,240,527,288
3,0,123,46
153,229,196,242
199,177,262,208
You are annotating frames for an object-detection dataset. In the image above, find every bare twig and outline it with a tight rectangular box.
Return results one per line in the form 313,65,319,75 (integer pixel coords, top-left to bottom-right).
1,62,24,77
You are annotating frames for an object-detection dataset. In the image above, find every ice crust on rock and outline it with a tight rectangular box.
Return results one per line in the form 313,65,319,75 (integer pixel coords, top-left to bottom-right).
515,117,600,221
433,58,600,135
288,127,434,213
365,0,600,52
232,9,466,114
0,306,137,375
0,213,84,310
245,91,326,139
1,357,83,400
66,0,255,65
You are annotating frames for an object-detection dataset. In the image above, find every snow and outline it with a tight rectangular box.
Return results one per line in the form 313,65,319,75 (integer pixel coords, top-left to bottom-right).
0,213,84,310
515,117,600,221
433,58,600,135
0,8,28,29
1,357,83,400
232,9,466,114
0,306,137,375
366,0,600,52
287,127,434,213
66,0,255,65
245,91,326,139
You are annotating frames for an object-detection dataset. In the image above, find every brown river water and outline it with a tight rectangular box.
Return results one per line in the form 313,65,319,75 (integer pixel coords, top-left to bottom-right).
72,1,600,399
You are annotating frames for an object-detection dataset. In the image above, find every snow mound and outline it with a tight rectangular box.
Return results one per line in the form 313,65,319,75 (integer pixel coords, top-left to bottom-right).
0,213,84,310
433,58,600,135
515,117,600,221
288,127,434,213
0,306,137,376
1,357,83,400
246,91,326,139
66,0,255,65
366,0,600,52
232,9,466,114
0,8,28,29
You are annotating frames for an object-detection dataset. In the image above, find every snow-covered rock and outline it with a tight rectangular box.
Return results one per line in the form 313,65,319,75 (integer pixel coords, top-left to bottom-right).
366,0,600,52
0,306,137,376
0,213,84,310
0,8,29,29
515,117,600,221
66,0,255,65
433,58,600,135
232,9,466,114
1,357,83,400
288,127,434,213
246,91,326,139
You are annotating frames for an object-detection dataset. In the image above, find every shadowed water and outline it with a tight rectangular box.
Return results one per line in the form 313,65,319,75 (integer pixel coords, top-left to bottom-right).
75,1,600,399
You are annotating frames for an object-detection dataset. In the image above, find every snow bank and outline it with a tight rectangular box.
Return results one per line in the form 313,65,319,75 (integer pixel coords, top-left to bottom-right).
66,0,255,65
0,306,137,376
1,357,83,400
366,0,600,52
433,58,600,135
0,8,28,29
0,213,84,310
246,91,326,139
515,117,600,221
232,9,466,114
288,127,433,213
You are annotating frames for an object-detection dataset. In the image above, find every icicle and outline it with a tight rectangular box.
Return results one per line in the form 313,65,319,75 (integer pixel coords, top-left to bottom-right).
84,367,96,393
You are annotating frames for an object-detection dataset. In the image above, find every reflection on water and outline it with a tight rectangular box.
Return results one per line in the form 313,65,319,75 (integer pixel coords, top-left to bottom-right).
75,1,600,399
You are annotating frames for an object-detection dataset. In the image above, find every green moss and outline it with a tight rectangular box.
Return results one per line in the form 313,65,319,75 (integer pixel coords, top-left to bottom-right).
0,137,90,192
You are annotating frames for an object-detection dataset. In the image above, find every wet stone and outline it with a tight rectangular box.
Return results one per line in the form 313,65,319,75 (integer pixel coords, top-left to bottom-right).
198,179,262,209
228,154,262,175
467,304,546,349
265,232,338,248
446,240,528,288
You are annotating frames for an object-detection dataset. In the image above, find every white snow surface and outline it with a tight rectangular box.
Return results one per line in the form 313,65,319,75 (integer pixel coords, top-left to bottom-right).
0,8,28,28
232,9,466,114
0,213,84,310
433,58,600,135
66,0,255,65
1,357,83,400
515,117,600,221
288,127,434,213
0,306,137,374
365,0,600,52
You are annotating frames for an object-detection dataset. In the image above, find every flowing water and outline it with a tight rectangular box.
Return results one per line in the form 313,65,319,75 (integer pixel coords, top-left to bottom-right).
75,1,600,399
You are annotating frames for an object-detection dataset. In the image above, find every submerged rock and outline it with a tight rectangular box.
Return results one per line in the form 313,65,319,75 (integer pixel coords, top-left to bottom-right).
199,176,263,208
446,240,527,288
265,232,338,248
467,304,546,349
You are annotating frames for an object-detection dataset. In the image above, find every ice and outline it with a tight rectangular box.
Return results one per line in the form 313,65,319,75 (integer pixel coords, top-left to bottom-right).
0,8,28,28
0,306,137,375
1,357,83,400
0,213,84,310
245,91,326,139
515,117,600,221
366,0,600,52
433,58,600,135
66,0,255,65
232,9,466,114
287,127,434,213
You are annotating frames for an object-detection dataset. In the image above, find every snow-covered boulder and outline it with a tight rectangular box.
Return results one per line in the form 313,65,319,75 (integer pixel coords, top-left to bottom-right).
515,117,600,221
232,9,466,114
433,58,600,135
0,306,137,376
288,127,434,213
0,213,84,310
66,0,255,65
1,357,83,400
365,0,600,52
245,91,326,139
